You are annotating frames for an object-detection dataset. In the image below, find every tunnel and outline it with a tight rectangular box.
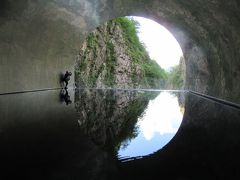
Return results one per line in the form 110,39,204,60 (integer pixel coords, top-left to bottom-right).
0,0,240,179
0,0,240,103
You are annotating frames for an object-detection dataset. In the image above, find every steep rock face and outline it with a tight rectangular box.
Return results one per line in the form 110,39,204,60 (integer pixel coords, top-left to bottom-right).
184,45,209,93
179,56,186,88
75,18,164,89
75,21,133,88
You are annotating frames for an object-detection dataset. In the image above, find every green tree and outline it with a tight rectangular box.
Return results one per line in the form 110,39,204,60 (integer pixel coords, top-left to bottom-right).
167,64,184,89
115,17,167,88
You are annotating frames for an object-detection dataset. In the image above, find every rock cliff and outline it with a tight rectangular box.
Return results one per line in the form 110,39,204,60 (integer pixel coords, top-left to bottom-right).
75,17,166,89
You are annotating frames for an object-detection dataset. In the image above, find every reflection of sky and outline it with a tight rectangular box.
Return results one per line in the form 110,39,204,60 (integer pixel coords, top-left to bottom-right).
118,92,184,158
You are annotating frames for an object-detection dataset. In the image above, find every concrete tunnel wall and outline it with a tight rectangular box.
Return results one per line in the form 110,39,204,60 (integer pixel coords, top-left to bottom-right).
0,0,240,104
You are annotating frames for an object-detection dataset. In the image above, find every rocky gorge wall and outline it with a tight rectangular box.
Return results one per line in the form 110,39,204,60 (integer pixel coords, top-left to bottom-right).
75,18,165,89
0,0,240,103
75,19,139,89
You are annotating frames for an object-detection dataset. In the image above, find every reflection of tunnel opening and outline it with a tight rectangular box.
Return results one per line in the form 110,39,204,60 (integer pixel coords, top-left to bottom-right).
1,1,240,179
117,91,185,160
75,16,185,90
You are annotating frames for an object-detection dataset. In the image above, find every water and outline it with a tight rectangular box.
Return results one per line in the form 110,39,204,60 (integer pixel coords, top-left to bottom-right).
118,92,184,158
0,89,240,180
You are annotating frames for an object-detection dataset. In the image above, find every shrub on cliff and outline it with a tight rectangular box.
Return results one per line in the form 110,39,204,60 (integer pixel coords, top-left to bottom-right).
76,17,167,89
115,17,167,88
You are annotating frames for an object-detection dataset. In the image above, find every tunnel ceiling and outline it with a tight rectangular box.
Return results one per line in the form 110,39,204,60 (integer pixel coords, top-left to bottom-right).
0,0,240,104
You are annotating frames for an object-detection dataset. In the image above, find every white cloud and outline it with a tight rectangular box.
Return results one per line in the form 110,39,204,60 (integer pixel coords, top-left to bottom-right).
138,92,183,140
131,16,183,71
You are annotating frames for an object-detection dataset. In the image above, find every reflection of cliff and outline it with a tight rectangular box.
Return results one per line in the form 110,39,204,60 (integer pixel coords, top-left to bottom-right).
168,91,185,114
75,89,159,150
177,92,185,114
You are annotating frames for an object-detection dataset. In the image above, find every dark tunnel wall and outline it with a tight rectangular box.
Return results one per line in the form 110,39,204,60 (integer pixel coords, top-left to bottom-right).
0,0,240,103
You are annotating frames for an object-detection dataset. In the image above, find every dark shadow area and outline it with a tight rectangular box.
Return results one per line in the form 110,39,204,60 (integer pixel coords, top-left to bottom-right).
0,0,29,18
0,90,119,180
59,72,65,88
60,88,72,105
59,71,72,89
0,0,10,16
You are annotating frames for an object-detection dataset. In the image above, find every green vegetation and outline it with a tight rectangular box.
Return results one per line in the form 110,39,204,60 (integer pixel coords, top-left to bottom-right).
75,16,184,89
86,32,98,59
114,17,167,88
105,42,116,86
86,33,96,48
114,17,146,63
76,31,102,87
143,60,168,87
166,64,184,89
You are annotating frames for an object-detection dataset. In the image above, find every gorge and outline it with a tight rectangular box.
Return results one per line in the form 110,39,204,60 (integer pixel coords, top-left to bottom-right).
75,17,168,89
1,1,240,179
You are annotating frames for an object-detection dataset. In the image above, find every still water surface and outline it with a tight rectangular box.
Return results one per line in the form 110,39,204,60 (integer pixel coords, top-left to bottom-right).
118,92,184,158
0,89,240,180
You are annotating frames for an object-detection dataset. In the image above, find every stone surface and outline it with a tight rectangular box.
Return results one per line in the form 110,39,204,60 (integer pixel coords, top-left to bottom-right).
76,20,132,88
0,0,240,103
75,19,159,89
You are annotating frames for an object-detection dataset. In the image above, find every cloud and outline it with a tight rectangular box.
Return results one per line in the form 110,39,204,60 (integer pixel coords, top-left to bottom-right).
132,16,183,70
138,92,183,140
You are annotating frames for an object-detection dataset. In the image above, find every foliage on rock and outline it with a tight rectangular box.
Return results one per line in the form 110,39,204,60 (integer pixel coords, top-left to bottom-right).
75,17,167,89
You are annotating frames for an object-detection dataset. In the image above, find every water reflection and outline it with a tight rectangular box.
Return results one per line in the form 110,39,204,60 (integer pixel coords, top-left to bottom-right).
75,89,160,148
118,92,184,158
60,89,72,105
1,89,240,179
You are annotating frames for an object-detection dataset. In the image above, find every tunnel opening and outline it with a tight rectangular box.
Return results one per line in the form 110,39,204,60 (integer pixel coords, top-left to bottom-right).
0,0,239,104
74,16,186,160
1,1,240,179
75,16,185,90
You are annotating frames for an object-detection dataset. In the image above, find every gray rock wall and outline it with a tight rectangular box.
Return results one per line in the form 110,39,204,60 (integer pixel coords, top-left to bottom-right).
75,19,160,89
76,20,136,88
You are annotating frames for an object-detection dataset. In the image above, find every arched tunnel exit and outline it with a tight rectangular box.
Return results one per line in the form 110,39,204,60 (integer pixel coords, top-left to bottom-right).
0,0,240,104
75,15,185,90
0,0,240,179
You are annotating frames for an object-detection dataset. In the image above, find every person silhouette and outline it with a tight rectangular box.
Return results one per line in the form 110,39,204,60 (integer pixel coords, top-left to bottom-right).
62,71,72,88
60,89,72,105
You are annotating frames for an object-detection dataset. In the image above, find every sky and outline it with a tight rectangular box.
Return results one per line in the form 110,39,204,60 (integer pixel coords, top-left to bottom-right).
138,92,183,140
131,16,183,71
